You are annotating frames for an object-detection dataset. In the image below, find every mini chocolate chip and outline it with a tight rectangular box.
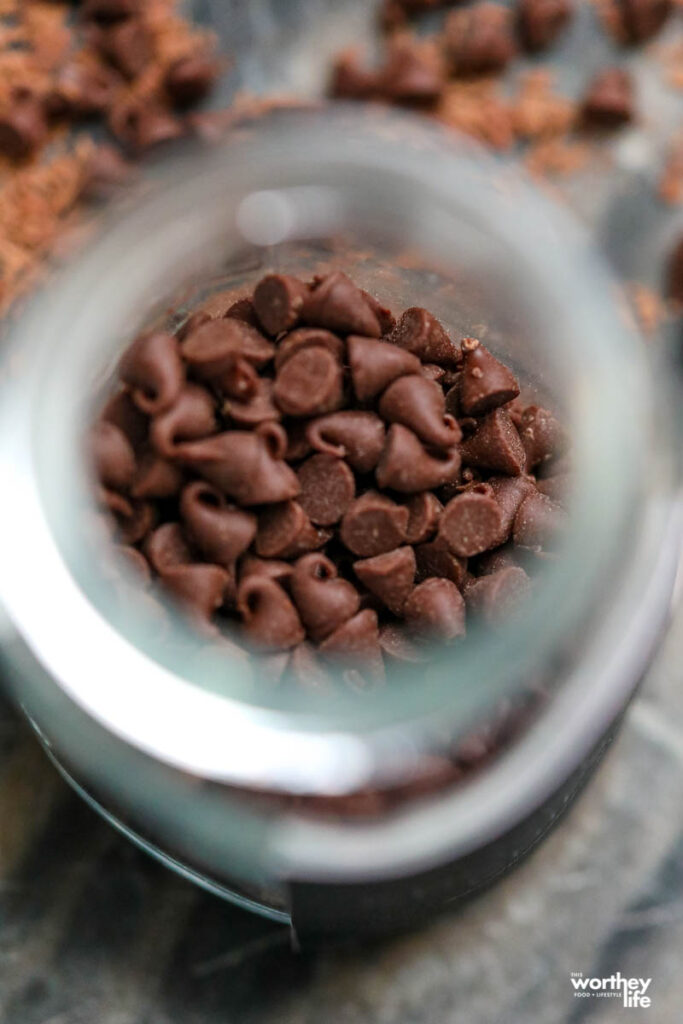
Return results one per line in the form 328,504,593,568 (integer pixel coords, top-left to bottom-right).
459,408,526,476
92,421,136,491
119,331,184,415
296,453,356,526
162,563,231,629
354,546,416,615
340,491,410,557
376,424,462,493
518,405,567,468
164,53,219,108
619,0,672,43
131,451,183,499
253,274,310,336
318,608,385,682
666,235,683,305
379,375,462,449
438,484,505,557
0,93,48,161
256,500,330,559
388,307,460,367
457,338,520,416
181,480,257,566
144,522,193,574
306,411,386,473
466,566,531,624
404,491,443,544
237,577,305,651
513,489,566,550
302,272,382,337
182,317,274,382
273,346,344,418
95,19,152,79
581,68,634,129
444,3,516,76
404,578,466,642
274,327,345,372
239,554,293,585
177,423,300,506
348,335,421,402
150,384,217,457
414,537,468,587
379,623,429,664
290,552,361,641
518,0,572,51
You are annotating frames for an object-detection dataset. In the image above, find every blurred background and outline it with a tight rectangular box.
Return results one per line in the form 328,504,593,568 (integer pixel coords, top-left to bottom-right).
0,0,682,1021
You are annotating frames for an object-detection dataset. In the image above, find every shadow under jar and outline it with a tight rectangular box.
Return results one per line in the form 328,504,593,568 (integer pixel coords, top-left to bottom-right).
0,109,679,941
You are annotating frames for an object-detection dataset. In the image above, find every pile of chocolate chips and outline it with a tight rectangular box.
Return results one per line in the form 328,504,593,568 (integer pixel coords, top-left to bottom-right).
94,269,568,684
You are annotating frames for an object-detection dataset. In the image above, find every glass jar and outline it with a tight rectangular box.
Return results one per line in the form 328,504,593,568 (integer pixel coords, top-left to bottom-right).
0,109,679,940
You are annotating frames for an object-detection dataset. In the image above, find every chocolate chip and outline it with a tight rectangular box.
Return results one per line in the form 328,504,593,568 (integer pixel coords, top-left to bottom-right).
378,35,445,105
340,490,410,557
273,346,344,418
253,274,310,336
102,391,148,448
51,63,120,119
102,491,156,545
237,577,305,651
0,93,48,161
181,481,257,566
92,421,136,491
162,563,232,629
144,522,193,574
388,307,460,366
302,272,382,337
404,578,466,642
536,474,570,503
223,379,281,427
379,374,462,449
354,546,416,615
513,489,566,550
414,537,468,587
82,0,138,21
239,554,293,585
290,553,361,641
619,0,672,43
274,327,345,372
318,608,385,682
666,235,683,305
581,68,634,129
256,500,330,559
379,623,429,664
150,384,216,457
109,99,184,150
518,0,572,51
444,3,516,76
95,19,152,80
181,318,275,382
296,453,356,526
471,543,519,576
518,405,567,468
348,335,421,402
421,364,446,383
457,338,520,416
466,566,531,623
361,291,396,335
177,423,300,506
225,297,260,328
119,331,184,415
330,50,381,100
289,642,334,689
131,451,183,499
116,545,152,586
376,424,462,493
164,53,219,108
81,144,135,201
489,474,536,541
459,408,526,476
404,491,443,544
438,484,505,557
306,411,386,473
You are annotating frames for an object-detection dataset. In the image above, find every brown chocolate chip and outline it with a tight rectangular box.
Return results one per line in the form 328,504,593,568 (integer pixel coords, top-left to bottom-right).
513,489,566,550
404,491,443,544
306,411,386,473
379,623,429,664
273,346,344,418
536,474,570,503
82,0,138,21
181,481,257,566
144,522,193,574
164,53,219,108
518,0,572,51
217,357,259,402
471,543,519,576
444,3,516,76
225,297,260,328
162,563,231,629
256,500,330,559
340,491,410,557
116,545,152,586
119,331,184,415
181,317,275,382
177,422,300,506
238,554,293,585
0,92,48,161
237,577,305,651
581,68,634,129
361,292,396,335
92,421,136,491
421,364,446,383
619,0,672,43
150,384,216,457
285,422,313,461
457,338,520,416
459,408,526,476
354,546,416,615
666,235,683,305
348,335,421,402
296,454,356,526
489,474,536,542
404,578,466,642
274,328,345,372
414,537,467,587
109,98,184,151
102,492,156,545
388,307,460,366
131,451,183,499
253,274,310,336
290,553,361,641
376,424,462,493
81,144,135,201
379,375,462,449
223,379,281,427
50,63,120,119
94,19,152,80
102,390,148,448
258,651,291,684
378,35,445,105
438,484,505,557
302,272,382,337
330,50,381,100
518,405,567,468
466,566,531,624
289,642,334,689
318,608,385,682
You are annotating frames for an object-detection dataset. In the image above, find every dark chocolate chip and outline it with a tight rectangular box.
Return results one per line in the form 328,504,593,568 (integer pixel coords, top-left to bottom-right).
274,327,345,372
302,272,382,337
459,408,526,476
348,335,421,402
144,522,193,574
404,491,443,545
518,405,567,468
438,484,505,557
150,384,216,457
388,307,460,366
237,577,305,651
379,374,462,448
354,546,416,615
457,338,520,416
239,554,293,585
290,552,361,641
306,411,386,473
162,563,232,629
376,424,462,493
340,490,410,557
181,317,275,381
223,379,281,427
296,453,356,526
119,331,184,415
181,480,257,566
131,451,183,499
273,346,344,418
256,500,330,559
414,536,468,587
404,578,466,642
253,274,310,336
